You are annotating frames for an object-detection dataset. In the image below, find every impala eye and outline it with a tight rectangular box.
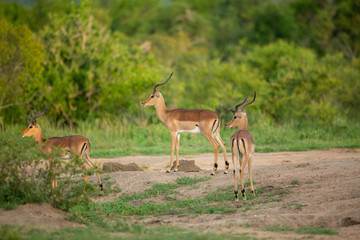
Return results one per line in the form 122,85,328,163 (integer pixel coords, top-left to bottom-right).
233,116,237,119
29,125,33,129
150,95,154,98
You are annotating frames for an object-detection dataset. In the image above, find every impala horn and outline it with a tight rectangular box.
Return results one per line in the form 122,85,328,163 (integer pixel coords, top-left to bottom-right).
153,72,173,92
231,92,256,113
31,106,47,127
230,92,249,114
239,91,256,110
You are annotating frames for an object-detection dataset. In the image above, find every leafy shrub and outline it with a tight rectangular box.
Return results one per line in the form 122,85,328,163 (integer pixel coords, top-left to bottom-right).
0,18,44,126
0,135,99,210
0,136,49,209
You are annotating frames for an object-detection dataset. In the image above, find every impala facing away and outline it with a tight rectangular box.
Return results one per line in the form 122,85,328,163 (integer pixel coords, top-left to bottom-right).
21,106,103,191
142,73,229,175
226,92,256,201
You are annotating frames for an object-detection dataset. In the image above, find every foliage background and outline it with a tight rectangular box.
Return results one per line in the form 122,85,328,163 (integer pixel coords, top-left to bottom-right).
0,0,359,153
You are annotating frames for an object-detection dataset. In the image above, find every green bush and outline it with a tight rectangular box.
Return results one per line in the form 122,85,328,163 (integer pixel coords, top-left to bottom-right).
0,134,99,210
38,3,164,125
238,40,360,123
0,136,49,209
0,18,45,126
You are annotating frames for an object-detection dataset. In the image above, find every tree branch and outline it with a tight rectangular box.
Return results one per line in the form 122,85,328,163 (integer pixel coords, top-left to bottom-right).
0,93,37,111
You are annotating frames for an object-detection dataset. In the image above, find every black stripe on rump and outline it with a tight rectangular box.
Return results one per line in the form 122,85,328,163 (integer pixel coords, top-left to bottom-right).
211,120,217,132
213,119,221,134
80,143,87,156
236,133,242,157
241,138,246,154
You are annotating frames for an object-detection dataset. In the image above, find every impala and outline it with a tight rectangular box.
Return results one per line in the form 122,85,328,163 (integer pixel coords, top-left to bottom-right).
21,106,103,191
226,92,256,201
141,73,229,174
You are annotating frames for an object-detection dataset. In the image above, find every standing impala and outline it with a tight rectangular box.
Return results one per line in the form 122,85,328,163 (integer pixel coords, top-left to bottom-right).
226,92,256,201
21,106,103,191
142,73,229,174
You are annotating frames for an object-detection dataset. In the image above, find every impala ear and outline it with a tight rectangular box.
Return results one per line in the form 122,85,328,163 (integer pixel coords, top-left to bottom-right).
32,120,39,128
29,118,39,128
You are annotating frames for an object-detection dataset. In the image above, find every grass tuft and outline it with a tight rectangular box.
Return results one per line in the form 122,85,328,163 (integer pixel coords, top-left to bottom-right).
265,225,337,235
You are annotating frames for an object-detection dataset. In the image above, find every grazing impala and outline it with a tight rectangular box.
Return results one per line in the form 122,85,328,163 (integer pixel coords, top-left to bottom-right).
21,106,103,191
226,92,256,201
141,73,229,174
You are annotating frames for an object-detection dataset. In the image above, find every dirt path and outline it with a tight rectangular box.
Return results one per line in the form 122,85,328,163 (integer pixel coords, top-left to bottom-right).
1,149,360,239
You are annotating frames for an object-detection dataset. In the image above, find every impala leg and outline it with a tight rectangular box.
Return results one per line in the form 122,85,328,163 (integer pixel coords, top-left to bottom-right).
79,162,89,186
215,133,229,174
204,134,220,175
54,175,58,188
84,154,103,191
79,147,90,186
231,139,239,201
52,163,58,188
167,132,177,173
95,173,103,191
211,137,220,175
174,133,181,172
236,137,243,171
240,153,248,201
49,159,55,189
248,154,255,195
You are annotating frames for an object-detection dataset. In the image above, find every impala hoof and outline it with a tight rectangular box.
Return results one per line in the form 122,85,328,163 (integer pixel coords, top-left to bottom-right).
166,169,171,173
211,172,215,176
174,169,178,172
224,171,228,174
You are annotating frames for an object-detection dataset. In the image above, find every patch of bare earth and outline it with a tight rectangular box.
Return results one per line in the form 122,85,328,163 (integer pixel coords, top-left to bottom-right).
1,149,359,239
0,203,85,229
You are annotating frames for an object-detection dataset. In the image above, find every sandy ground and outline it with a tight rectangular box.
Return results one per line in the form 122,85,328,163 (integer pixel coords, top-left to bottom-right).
1,149,360,239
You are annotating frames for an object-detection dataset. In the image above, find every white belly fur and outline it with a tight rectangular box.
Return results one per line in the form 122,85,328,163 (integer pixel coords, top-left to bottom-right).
178,126,201,134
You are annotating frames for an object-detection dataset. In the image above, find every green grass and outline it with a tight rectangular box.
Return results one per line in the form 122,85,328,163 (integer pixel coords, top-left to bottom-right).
69,179,289,223
291,180,301,185
265,225,337,235
0,224,258,240
117,176,210,202
4,117,360,158
69,178,239,219
175,176,211,186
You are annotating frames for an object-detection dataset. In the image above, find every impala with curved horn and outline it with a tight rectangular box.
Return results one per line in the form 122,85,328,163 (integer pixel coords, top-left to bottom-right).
226,92,256,201
142,73,229,175
21,106,103,190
